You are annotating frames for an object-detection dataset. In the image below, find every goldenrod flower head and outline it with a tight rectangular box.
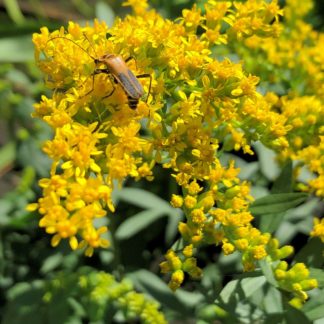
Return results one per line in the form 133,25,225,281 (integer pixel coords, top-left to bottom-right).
169,270,185,291
190,208,207,224
222,242,235,255
184,195,197,209
31,1,318,304
273,261,318,308
170,194,184,208
183,244,194,258
310,217,324,242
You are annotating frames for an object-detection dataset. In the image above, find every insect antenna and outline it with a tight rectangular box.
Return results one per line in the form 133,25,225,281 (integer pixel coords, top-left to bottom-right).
82,33,100,59
46,36,97,61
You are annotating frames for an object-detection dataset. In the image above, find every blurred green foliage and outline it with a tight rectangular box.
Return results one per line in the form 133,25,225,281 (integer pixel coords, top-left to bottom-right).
0,0,323,323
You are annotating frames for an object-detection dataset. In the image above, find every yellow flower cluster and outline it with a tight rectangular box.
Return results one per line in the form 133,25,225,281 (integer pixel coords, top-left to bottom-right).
310,217,324,242
231,0,324,197
91,273,166,323
30,0,287,255
274,261,318,309
45,270,166,323
167,181,295,287
30,0,318,306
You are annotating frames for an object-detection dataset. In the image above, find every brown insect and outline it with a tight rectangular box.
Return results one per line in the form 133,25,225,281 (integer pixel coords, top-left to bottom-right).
46,35,152,109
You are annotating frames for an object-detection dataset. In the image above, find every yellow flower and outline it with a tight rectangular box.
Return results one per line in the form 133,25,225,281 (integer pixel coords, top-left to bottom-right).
31,1,318,304
310,217,324,242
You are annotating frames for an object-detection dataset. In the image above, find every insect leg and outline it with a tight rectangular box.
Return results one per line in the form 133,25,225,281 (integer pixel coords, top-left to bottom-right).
136,73,152,102
125,56,138,69
81,72,96,97
82,68,115,98
92,69,117,99
102,78,116,99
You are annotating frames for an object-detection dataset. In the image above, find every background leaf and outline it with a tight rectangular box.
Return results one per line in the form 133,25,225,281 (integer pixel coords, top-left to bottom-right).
0,36,33,62
115,209,168,240
250,193,308,215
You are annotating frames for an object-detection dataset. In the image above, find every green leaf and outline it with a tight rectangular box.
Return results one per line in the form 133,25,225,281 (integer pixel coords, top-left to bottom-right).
263,286,283,314
67,297,86,317
295,238,324,268
284,303,312,324
259,212,285,233
309,268,324,288
219,280,239,303
259,260,278,287
95,2,115,27
254,142,280,180
239,162,259,180
250,193,308,215
0,142,16,171
0,199,12,225
275,222,298,245
240,276,267,298
3,0,25,25
127,270,194,316
115,187,172,211
171,237,186,251
250,186,269,199
271,160,293,193
304,303,324,322
40,254,64,274
165,210,183,244
285,198,320,221
3,281,45,324
302,288,324,321
115,209,167,240
0,36,34,62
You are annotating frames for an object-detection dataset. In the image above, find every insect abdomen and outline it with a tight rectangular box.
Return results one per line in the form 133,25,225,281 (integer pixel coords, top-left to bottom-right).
127,96,139,109
117,71,144,99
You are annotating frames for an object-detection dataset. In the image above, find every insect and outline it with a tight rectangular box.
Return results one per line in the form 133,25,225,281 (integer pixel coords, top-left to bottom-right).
46,35,152,109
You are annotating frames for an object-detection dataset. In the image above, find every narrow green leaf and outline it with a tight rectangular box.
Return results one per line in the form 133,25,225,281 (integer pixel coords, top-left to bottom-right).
285,198,319,221
284,303,312,323
309,268,324,288
295,238,324,268
95,2,115,26
3,0,25,25
165,210,183,244
254,142,280,180
302,288,324,321
271,160,293,193
239,162,259,180
240,276,266,298
263,286,283,314
67,297,86,317
250,193,308,215
0,36,34,62
40,254,64,274
259,212,285,233
0,142,16,170
171,238,185,251
115,187,172,211
259,260,278,287
127,270,193,315
304,303,324,321
250,186,269,199
275,222,298,245
115,209,166,240
219,280,239,303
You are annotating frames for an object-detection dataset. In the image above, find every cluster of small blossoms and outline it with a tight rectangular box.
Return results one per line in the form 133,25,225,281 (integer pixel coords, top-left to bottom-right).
229,0,324,197
44,270,166,323
89,273,166,323
165,180,294,290
310,217,324,243
274,261,318,309
30,0,317,306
